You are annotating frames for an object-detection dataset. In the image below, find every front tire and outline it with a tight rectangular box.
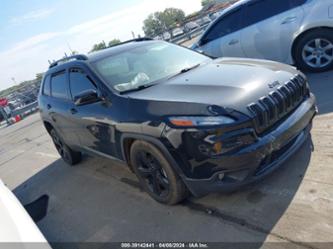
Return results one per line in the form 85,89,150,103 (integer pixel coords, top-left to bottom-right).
50,129,82,165
294,29,333,72
130,140,188,205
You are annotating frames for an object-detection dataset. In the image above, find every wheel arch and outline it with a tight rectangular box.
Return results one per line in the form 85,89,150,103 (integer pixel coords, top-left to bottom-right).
43,121,54,135
120,134,187,180
291,26,333,62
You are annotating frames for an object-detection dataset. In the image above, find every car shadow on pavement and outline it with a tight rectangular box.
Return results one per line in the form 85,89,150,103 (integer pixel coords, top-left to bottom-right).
13,135,313,246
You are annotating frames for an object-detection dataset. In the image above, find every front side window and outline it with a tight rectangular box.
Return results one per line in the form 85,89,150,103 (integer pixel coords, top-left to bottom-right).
69,68,97,99
201,8,242,45
243,0,294,28
92,42,210,93
51,71,68,99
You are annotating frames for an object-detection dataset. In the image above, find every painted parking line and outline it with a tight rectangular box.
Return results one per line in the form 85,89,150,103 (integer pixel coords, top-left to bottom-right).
35,152,59,158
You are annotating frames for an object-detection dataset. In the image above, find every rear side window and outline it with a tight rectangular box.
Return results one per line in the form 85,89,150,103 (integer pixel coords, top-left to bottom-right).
51,71,68,99
69,68,97,99
202,8,242,44
243,0,294,27
43,75,51,96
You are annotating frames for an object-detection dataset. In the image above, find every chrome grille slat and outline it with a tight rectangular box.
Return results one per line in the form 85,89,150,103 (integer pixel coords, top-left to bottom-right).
286,82,297,103
271,92,284,115
247,75,308,134
280,86,292,109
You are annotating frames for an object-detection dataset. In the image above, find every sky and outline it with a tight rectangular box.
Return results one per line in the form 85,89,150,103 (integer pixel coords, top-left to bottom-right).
0,0,202,91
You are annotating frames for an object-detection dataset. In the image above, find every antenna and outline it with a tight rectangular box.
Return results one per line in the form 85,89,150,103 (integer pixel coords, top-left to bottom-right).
66,41,74,54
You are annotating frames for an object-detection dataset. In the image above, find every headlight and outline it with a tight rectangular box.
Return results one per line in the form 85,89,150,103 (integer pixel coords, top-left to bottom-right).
168,116,235,127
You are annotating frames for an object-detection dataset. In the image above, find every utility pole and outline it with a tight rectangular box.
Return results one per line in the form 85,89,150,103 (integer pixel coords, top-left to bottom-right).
11,77,17,85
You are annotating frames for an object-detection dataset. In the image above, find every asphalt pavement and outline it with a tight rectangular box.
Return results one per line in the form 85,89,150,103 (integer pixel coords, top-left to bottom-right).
0,71,332,248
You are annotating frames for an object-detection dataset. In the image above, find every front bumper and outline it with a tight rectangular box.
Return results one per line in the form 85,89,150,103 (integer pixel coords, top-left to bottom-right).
182,94,317,197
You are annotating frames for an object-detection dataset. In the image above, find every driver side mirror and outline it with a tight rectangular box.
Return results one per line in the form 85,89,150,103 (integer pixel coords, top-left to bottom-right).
199,37,210,46
74,89,102,106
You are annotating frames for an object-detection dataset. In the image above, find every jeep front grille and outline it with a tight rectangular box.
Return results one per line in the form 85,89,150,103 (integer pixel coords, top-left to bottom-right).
247,75,309,134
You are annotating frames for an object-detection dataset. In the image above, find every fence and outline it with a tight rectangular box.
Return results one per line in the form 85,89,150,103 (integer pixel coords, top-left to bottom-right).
169,24,209,45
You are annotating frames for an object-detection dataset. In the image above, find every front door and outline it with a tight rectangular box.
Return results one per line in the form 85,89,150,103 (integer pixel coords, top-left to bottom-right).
67,67,118,157
198,7,245,58
240,0,304,63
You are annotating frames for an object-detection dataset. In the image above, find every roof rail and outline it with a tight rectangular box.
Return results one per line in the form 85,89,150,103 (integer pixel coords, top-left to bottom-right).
49,54,88,69
108,37,154,48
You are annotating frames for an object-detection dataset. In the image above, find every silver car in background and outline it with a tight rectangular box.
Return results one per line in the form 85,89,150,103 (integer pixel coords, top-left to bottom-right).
192,0,333,72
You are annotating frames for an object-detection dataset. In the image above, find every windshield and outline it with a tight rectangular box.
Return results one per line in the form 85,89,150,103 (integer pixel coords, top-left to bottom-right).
92,42,210,93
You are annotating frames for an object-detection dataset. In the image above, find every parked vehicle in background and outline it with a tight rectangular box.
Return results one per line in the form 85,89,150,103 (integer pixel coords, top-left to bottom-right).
172,27,184,38
192,0,333,72
8,100,22,110
163,32,171,41
39,39,316,204
153,35,163,40
184,21,200,32
209,12,221,21
196,16,212,26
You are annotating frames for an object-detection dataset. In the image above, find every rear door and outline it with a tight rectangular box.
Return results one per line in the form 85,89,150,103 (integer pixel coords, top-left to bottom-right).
198,7,245,58
240,0,305,63
48,70,80,147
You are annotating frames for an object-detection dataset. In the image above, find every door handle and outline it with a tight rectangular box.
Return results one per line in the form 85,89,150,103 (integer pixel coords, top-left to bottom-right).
70,108,78,114
281,16,297,24
46,104,52,110
228,39,239,45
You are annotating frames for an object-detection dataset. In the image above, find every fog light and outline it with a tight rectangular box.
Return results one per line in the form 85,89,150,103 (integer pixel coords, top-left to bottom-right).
218,173,225,181
213,142,222,154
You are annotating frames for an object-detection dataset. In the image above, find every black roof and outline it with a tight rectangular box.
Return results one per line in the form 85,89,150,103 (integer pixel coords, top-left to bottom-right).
87,38,159,62
49,54,88,69
47,38,158,70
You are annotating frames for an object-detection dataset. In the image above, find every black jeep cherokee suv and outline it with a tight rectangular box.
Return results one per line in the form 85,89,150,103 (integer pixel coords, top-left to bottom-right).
39,39,317,204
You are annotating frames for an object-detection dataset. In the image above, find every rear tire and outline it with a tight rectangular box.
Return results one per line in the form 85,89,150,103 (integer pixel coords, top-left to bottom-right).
130,140,188,205
294,29,333,72
50,129,82,165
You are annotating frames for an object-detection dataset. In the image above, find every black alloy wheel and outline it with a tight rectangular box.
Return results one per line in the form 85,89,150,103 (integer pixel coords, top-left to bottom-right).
130,140,188,205
135,151,170,198
50,129,81,165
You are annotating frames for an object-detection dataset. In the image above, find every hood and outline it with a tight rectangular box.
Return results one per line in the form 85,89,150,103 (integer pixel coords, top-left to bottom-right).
127,58,301,115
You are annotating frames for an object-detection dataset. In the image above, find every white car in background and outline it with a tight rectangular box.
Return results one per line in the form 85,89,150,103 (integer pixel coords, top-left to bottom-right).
193,0,333,72
0,179,50,247
163,32,171,41
196,16,212,26
184,21,200,32
172,27,184,37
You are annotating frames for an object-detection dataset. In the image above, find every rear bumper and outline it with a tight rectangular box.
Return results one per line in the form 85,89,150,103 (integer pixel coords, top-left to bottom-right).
183,94,317,197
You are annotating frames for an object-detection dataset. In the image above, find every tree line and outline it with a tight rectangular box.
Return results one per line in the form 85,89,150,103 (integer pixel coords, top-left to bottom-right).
90,0,218,51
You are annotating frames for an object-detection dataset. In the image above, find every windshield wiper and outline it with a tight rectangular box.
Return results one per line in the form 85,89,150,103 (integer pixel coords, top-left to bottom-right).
119,83,156,94
180,63,201,73
168,63,201,80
